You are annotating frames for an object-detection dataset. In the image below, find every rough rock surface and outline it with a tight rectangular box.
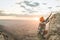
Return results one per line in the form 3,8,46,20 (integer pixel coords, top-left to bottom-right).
48,13,60,40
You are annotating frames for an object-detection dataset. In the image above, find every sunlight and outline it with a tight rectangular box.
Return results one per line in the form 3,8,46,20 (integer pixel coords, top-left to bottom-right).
0,16,40,21
33,17,39,21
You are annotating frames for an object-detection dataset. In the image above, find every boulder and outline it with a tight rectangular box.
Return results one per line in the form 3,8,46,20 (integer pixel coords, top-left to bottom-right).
48,13,60,40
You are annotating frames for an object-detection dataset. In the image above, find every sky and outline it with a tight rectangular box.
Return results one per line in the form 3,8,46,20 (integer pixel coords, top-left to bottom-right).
0,0,60,16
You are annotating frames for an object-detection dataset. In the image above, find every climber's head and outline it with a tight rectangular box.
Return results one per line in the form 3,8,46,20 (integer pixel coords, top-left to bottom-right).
40,16,45,22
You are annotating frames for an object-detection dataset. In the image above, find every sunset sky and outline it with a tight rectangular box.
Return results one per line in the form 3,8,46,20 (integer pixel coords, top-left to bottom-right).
0,0,60,16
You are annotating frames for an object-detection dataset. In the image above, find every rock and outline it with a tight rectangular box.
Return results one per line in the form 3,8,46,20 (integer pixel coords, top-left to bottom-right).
0,34,5,40
48,13,60,40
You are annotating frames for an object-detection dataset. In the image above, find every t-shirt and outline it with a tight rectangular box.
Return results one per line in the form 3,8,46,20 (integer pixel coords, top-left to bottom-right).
38,22,46,30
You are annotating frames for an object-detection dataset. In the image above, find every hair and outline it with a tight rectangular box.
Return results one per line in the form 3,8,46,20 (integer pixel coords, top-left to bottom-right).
40,16,45,22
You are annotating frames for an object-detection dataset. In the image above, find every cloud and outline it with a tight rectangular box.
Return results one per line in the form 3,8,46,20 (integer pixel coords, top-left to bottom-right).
16,0,60,15
24,1,39,7
17,0,39,13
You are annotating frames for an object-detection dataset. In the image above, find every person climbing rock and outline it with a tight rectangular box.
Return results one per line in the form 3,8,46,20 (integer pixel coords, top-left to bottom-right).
38,13,52,40
38,16,46,39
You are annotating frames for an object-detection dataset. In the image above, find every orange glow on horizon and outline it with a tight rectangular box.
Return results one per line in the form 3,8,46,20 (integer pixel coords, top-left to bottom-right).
33,17,39,21
0,16,40,21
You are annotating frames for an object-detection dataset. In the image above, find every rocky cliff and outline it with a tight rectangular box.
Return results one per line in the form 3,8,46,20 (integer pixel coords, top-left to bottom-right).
48,13,60,40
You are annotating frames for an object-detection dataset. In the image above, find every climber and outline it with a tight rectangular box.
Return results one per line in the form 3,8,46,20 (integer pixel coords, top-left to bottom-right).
38,16,46,38
38,13,52,39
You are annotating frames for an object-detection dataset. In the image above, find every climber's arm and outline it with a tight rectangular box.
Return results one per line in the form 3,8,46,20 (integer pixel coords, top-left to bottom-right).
45,13,52,23
45,18,49,24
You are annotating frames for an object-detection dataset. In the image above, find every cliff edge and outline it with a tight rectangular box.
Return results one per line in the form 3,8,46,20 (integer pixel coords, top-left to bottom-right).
48,13,60,40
